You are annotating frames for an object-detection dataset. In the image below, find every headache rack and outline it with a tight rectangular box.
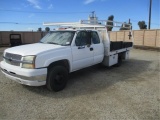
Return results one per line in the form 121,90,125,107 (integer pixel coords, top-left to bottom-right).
43,19,133,41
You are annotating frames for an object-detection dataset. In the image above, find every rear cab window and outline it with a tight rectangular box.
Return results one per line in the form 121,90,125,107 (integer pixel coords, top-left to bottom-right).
91,31,100,44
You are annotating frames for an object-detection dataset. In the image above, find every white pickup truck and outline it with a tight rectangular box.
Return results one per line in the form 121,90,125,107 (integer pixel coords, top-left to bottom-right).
0,20,133,91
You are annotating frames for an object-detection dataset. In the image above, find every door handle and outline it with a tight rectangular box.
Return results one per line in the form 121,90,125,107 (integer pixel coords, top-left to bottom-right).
78,46,85,49
90,47,93,51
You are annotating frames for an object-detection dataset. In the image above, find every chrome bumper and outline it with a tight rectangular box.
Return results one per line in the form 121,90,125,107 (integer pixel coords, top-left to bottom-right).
1,68,46,86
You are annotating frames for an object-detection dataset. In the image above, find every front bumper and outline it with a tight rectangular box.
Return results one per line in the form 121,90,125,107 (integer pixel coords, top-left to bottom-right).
0,61,47,86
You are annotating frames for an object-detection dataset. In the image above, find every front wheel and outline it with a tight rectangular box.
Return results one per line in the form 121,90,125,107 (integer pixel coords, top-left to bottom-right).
47,66,68,92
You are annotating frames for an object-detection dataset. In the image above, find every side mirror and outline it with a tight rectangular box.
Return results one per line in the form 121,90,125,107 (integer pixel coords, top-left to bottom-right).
75,38,81,46
87,44,90,47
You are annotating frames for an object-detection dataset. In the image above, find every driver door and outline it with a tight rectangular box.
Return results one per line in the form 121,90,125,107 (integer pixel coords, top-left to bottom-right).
71,31,94,71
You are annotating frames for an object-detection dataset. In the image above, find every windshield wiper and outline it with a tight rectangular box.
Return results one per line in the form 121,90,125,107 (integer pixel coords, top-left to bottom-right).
47,42,60,45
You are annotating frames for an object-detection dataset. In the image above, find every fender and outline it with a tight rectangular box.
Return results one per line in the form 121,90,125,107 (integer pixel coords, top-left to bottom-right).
35,47,73,72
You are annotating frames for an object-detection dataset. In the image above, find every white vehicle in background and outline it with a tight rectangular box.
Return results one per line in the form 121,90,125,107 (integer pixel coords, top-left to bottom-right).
0,20,133,91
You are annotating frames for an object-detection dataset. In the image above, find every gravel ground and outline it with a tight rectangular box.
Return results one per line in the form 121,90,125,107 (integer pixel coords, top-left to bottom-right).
0,48,159,120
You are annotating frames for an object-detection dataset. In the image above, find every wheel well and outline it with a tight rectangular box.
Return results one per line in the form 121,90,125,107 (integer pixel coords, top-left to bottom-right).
48,60,70,72
119,52,126,60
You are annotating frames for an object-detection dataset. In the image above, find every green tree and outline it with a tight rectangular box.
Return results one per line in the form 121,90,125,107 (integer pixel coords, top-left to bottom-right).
138,21,147,29
37,27,42,32
45,27,50,32
107,15,114,31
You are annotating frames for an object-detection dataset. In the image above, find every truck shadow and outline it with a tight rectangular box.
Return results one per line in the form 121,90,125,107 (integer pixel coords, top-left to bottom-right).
23,59,152,98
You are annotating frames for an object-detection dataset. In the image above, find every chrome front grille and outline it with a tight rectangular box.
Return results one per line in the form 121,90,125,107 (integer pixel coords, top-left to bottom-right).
4,53,22,66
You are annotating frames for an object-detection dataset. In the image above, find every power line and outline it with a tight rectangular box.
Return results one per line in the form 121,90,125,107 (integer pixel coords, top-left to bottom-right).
0,22,18,24
130,19,160,25
0,20,159,26
0,22,41,25
0,9,90,14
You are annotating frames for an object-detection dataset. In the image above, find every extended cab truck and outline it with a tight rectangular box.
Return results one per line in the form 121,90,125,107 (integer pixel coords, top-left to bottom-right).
0,20,133,91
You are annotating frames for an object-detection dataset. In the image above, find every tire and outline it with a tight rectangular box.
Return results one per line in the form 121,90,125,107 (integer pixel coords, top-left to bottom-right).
115,56,122,67
47,66,68,92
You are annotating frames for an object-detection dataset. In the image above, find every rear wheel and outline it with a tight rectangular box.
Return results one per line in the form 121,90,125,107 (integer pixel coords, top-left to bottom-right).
47,66,68,92
115,56,122,67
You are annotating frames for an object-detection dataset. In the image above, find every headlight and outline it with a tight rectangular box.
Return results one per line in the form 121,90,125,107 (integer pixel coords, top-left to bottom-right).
22,56,36,69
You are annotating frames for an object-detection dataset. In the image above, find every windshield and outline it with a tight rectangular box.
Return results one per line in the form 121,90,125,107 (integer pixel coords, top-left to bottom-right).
40,31,75,46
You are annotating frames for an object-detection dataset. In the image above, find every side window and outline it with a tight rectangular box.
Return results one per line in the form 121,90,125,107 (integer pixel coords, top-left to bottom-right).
91,31,100,44
75,31,90,46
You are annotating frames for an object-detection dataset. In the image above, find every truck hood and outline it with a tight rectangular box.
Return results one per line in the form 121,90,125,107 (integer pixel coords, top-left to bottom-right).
4,43,68,56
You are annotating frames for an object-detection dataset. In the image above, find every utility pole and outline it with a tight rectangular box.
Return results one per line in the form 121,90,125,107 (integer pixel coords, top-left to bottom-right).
91,11,95,17
128,18,132,30
148,0,152,29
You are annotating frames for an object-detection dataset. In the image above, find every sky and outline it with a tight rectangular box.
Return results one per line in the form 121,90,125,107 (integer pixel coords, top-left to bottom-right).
0,0,159,31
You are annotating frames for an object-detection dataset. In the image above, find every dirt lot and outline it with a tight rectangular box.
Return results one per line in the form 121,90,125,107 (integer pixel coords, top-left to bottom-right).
0,48,159,120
